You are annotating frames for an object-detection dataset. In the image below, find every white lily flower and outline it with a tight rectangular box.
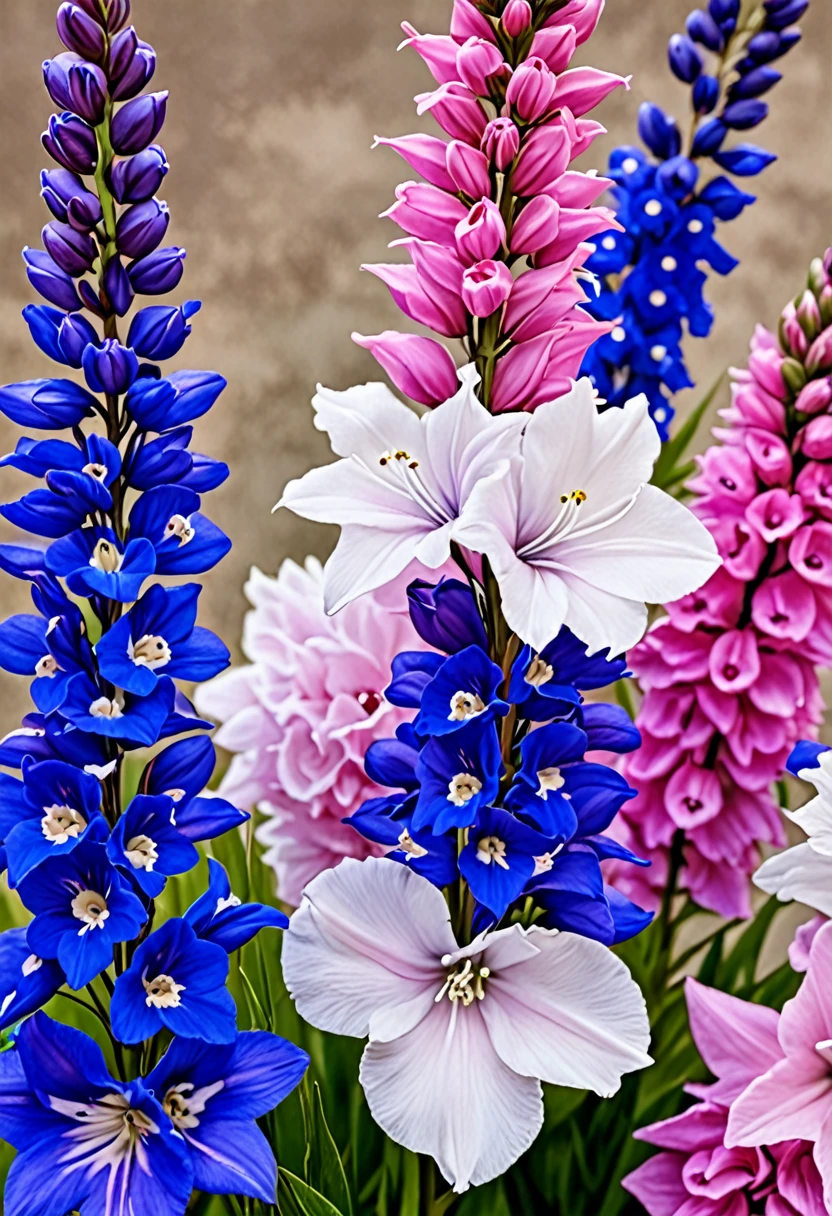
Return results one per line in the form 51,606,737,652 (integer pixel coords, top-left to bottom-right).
755,749,832,916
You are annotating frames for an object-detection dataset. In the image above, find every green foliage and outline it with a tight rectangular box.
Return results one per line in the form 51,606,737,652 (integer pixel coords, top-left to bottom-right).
651,375,725,495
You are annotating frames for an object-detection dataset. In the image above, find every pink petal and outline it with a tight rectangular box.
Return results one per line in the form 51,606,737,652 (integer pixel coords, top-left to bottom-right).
684,978,782,1101
726,1056,832,1149
622,1152,688,1216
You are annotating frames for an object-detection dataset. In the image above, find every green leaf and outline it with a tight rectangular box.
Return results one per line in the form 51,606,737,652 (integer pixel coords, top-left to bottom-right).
652,374,725,490
303,1081,353,1216
279,1168,346,1216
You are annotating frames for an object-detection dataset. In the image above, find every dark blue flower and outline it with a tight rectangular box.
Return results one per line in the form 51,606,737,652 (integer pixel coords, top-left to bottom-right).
110,143,169,203
406,577,488,654
141,735,249,840
110,916,237,1045
0,377,96,430
146,1031,308,1204
127,300,201,360
19,837,147,989
385,650,445,709
346,796,458,888
61,671,175,747
509,628,627,720
0,929,63,1030
46,527,156,602
95,582,229,697
412,721,502,834
184,858,288,952
786,739,829,776
0,468,112,540
127,484,231,574
107,793,199,898
0,1013,192,1216
459,805,557,922
414,645,509,738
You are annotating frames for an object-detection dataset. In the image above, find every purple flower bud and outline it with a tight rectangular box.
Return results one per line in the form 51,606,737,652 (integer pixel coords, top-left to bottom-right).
455,38,504,96
42,112,98,173
110,91,168,156
747,29,799,64
116,199,170,259
722,98,768,129
454,199,506,265
764,0,809,31
505,57,558,122
111,37,156,102
709,0,740,24
78,278,106,318
82,338,139,394
105,0,132,32
22,247,83,312
667,34,703,83
461,260,513,317
730,66,782,99
43,53,108,126
352,331,458,407
127,246,186,295
480,118,520,171
109,144,168,203
637,102,681,160
58,311,101,366
42,221,97,277
127,300,201,360
656,155,699,199
686,10,724,51
56,4,106,59
691,117,726,156
692,73,720,114
22,304,70,365
40,168,102,231
103,254,134,316
108,25,137,79
501,0,532,37
446,140,491,198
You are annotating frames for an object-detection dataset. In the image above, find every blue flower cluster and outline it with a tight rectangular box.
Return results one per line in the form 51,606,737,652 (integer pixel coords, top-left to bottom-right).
348,578,653,945
0,2,306,1211
581,0,810,439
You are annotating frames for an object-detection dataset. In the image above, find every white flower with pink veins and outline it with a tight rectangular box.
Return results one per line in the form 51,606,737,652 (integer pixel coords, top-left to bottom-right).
195,558,432,905
282,857,653,1193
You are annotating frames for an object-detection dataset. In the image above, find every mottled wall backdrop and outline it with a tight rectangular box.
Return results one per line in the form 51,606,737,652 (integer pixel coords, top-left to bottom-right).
0,0,830,720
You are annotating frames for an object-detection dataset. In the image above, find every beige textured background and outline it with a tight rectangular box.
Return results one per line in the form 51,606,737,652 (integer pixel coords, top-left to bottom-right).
0,0,829,708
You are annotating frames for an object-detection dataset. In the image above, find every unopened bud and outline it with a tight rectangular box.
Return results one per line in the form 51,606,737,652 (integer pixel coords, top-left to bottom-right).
796,289,822,342
781,356,808,396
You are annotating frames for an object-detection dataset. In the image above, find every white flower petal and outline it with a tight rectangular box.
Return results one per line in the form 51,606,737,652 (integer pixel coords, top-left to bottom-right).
360,998,543,1193
281,858,455,1038
480,926,653,1097
312,381,423,462
322,525,425,614
279,459,431,529
560,573,648,656
754,843,832,917
785,753,832,856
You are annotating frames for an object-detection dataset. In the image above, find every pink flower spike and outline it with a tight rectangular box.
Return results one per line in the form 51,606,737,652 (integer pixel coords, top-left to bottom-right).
665,762,722,830
709,629,761,694
450,0,497,45
446,140,491,198
510,121,573,196
502,0,533,37
745,488,805,543
352,332,459,407
415,82,488,145
398,23,460,85
796,461,832,522
505,57,558,123
544,0,606,44
481,117,520,171
547,170,615,208
796,377,832,417
281,858,652,1193
372,135,455,192
461,260,513,318
550,67,630,117
381,181,469,245
454,198,506,266
745,431,792,487
362,258,466,339
503,264,586,343
456,37,506,96
529,25,578,73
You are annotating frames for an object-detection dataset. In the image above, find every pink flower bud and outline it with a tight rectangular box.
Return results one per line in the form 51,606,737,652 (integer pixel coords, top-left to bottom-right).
790,522,832,587
544,0,605,45
450,0,496,45
352,331,459,406
503,262,585,342
751,569,816,642
796,461,832,521
461,259,513,317
796,288,822,340
709,629,760,694
510,196,561,255
529,26,578,72
381,181,469,245
502,0,532,37
454,198,506,265
801,415,832,460
825,247,832,279
505,57,558,122
373,134,455,191
535,205,622,266
570,116,607,159
363,240,467,338
480,117,520,170
550,67,629,117
747,346,786,398
781,302,809,359
795,376,832,416
745,488,805,543
490,331,557,412
744,431,792,487
510,121,572,196
399,23,460,84
456,36,505,95
664,761,722,830
547,170,613,208
415,82,487,145
806,327,832,375
446,140,492,198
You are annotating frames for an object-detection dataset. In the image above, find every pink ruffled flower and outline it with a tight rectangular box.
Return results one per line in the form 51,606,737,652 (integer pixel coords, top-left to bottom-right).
194,559,435,906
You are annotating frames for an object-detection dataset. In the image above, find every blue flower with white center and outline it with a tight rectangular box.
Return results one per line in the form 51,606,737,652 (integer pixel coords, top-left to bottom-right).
110,916,237,1045
414,644,509,738
0,929,63,1031
509,628,628,721
145,1030,308,1204
140,735,249,841
45,526,156,602
0,466,113,539
126,484,231,574
527,846,652,946
183,858,288,952
95,582,229,697
107,794,199,898
18,838,147,990
0,711,110,773
61,671,176,747
412,721,502,835
345,796,459,888
0,757,106,888
0,1013,192,1216
459,805,558,922
0,432,121,485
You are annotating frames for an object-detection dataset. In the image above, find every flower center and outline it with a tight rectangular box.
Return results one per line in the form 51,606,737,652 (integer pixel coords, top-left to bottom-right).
49,1091,158,1166
164,787,186,803
71,888,109,933
82,461,108,482
537,766,565,796
525,656,553,687
125,834,159,871
448,690,485,721
476,835,509,870
357,690,382,715
132,633,172,670
22,954,43,977
35,654,61,679
533,843,564,875
41,803,87,844
435,957,490,1006
143,973,185,1008
162,1079,224,1130
559,489,587,506
164,514,195,545
374,448,451,528
447,773,482,806
397,828,428,858
89,695,124,720
90,538,122,573
215,893,242,913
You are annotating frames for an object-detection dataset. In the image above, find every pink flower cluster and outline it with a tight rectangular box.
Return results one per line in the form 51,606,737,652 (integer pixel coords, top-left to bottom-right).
355,0,627,410
194,559,432,906
615,256,832,919
623,975,825,1216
